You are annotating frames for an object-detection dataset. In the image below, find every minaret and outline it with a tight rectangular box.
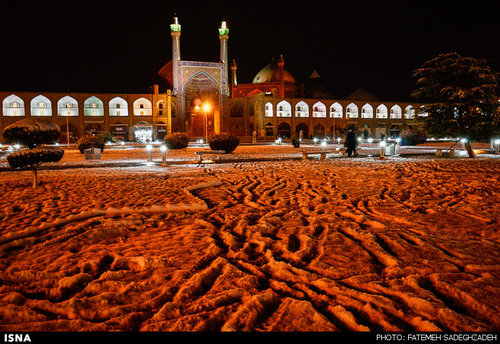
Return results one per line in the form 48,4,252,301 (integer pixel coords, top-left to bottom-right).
170,16,181,95
230,59,237,97
219,21,229,96
277,54,285,98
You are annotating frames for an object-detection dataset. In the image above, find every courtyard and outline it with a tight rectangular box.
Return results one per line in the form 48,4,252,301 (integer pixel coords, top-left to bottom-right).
0,144,498,331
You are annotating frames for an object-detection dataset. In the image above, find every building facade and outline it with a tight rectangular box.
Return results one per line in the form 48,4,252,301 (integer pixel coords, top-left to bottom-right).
0,16,422,144
0,86,175,143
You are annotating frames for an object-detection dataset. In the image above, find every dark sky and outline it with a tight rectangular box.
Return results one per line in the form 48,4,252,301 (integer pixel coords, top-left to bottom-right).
0,0,498,101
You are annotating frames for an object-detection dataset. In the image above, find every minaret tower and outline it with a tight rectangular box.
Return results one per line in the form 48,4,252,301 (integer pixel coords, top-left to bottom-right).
170,16,181,95
277,54,285,98
219,21,229,96
230,59,238,97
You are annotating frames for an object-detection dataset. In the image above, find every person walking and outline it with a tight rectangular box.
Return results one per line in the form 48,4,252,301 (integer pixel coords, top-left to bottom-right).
345,129,357,157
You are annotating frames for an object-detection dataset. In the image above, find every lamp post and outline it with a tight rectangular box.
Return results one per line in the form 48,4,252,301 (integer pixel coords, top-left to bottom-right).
161,145,167,166
146,144,153,162
202,103,211,144
379,140,387,160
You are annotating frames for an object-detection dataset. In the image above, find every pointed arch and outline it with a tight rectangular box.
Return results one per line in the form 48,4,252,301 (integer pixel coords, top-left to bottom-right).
265,102,273,117
84,96,104,116
330,102,342,118
295,101,309,117
405,105,415,119
57,95,78,117
361,103,373,119
2,94,25,116
133,97,152,116
390,104,402,119
276,100,291,117
376,104,388,119
312,101,326,118
109,96,128,116
346,103,358,118
30,95,52,116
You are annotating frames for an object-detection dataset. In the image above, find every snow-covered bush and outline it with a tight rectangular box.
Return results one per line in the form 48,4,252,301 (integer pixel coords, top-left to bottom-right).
3,118,60,148
400,129,427,146
7,147,64,168
2,119,63,187
209,133,240,153
164,132,189,149
77,134,105,154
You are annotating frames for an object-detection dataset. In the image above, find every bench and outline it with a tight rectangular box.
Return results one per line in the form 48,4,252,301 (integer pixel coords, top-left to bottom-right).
194,150,227,162
435,148,455,157
301,147,345,160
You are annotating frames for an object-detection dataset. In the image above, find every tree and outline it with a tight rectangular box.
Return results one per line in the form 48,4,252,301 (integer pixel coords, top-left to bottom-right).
411,52,499,157
3,119,64,187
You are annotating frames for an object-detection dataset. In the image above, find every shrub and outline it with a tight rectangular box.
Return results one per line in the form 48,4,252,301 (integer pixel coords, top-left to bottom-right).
400,129,427,146
2,119,63,187
77,134,105,154
291,137,301,148
3,119,60,148
209,133,240,153
164,132,189,149
7,147,64,168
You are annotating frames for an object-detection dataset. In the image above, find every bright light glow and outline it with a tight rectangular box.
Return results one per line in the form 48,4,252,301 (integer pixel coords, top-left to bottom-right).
368,138,373,143
146,144,152,152
313,137,318,143
495,139,500,145
160,145,167,152
321,141,327,147
219,21,229,35
120,141,124,146
170,17,181,32
202,103,211,112
396,138,401,143
380,141,387,147
460,138,468,143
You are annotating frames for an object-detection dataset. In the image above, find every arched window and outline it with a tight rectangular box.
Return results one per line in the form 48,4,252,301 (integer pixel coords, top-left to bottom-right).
376,104,388,119
361,104,373,118
330,102,342,118
84,96,104,116
265,102,273,117
133,97,152,116
277,100,291,117
109,97,128,117
312,101,326,118
31,95,52,116
346,103,358,118
295,101,308,117
405,105,415,119
57,96,78,117
390,105,402,119
3,94,25,116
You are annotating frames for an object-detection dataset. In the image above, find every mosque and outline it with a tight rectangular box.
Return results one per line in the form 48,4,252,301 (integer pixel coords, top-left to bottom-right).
0,17,421,143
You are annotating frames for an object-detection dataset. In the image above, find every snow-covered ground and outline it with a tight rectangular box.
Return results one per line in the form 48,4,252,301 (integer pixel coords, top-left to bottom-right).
0,144,498,331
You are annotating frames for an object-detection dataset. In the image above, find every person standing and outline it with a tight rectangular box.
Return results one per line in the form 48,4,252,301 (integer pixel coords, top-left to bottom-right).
345,129,357,157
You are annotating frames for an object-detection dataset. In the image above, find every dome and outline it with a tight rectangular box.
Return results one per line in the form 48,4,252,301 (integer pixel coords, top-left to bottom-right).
252,63,296,84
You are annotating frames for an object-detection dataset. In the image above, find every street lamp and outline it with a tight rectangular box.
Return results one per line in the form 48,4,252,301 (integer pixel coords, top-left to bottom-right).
202,102,211,144
146,144,153,161
379,140,387,160
160,145,167,166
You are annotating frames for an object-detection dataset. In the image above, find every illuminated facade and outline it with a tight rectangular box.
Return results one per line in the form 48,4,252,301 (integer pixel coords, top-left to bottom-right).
0,87,172,143
0,16,422,143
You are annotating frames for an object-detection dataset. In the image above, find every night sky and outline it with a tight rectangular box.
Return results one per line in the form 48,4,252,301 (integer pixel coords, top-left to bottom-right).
0,0,498,101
